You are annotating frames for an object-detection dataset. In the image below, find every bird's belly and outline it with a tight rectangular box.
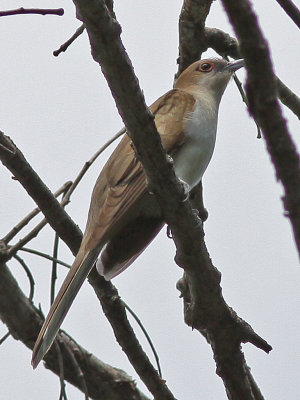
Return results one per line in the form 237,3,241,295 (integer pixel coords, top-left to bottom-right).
172,108,217,188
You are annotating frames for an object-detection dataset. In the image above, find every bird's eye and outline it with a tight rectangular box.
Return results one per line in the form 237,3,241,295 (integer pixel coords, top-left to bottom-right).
197,62,214,72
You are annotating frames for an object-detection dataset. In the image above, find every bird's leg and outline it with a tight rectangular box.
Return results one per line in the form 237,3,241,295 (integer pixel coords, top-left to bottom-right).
177,178,191,202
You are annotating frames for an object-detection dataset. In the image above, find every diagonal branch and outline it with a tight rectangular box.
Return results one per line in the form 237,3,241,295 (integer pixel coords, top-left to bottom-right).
221,0,300,258
0,261,149,400
177,0,213,76
2,181,72,244
0,130,173,399
0,8,64,17
275,0,300,29
0,132,82,257
72,1,272,399
203,27,300,121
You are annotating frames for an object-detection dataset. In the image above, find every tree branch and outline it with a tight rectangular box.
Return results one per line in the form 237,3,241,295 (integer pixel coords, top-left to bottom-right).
0,132,82,257
275,0,300,29
0,8,64,17
88,270,176,400
177,0,213,76
53,24,85,57
0,261,149,400
204,27,300,120
72,1,272,399
2,181,72,244
221,0,300,258
0,130,172,398
276,75,300,120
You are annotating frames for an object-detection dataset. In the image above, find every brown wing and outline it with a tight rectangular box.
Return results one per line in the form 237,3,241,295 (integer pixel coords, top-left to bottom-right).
82,89,195,251
31,89,196,368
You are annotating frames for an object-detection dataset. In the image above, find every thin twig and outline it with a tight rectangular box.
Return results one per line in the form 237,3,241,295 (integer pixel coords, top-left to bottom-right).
221,0,300,259
275,0,300,29
122,300,162,378
51,186,69,305
204,27,300,120
225,56,262,138
63,338,89,400
55,342,68,400
2,129,124,261
89,270,176,400
18,247,70,269
276,76,300,120
13,254,35,301
51,233,60,305
7,219,56,260
2,181,72,244
53,25,85,57
62,128,125,204
0,132,82,256
0,331,10,345
0,255,149,400
232,74,262,138
0,8,64,17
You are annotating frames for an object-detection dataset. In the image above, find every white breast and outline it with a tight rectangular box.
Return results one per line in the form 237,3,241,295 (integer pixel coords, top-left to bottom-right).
172,99,218,189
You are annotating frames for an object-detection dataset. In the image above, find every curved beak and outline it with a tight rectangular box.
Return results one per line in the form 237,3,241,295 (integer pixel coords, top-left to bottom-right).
224,59,244,73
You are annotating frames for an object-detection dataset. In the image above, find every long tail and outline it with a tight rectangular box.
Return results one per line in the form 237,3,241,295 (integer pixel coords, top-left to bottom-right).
31,246,100,369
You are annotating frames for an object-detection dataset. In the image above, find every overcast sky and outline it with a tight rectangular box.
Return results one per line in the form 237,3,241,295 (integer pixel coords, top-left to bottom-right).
1,1,299,399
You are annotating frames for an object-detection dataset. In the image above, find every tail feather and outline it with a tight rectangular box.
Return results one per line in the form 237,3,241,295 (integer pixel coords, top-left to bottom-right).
31,247,100,369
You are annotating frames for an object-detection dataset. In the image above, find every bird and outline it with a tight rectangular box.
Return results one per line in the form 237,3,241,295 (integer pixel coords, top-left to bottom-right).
32,58,244,368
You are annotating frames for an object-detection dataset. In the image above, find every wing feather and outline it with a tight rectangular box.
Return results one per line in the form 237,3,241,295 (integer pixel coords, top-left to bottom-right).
82,89,195,251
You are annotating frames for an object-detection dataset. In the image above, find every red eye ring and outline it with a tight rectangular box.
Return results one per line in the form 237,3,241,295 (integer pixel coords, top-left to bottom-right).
197,62,214,72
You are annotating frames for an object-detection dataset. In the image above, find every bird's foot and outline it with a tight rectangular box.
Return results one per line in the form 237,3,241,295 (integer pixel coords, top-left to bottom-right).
178,178,190,201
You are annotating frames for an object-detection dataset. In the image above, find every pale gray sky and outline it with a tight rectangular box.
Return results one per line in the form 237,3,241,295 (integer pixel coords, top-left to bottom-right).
1,1,299,399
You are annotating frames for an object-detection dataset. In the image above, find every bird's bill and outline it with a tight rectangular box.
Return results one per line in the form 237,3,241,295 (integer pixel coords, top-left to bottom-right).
224,59,244,72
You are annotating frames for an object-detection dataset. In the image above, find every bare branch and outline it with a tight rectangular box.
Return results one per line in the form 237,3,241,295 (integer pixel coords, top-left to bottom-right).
6,219,57,260
122,300,162,378
18,247,70,269
276,76,300,120
204,27,300,120
13,254,35,301
88,270,176,400
0,331,10,345
0,132,82,256
2,128,124,258
221,0,300,258
62,128,125,204
53,25,85,57
0,261,149,400
51,233,60,305
177,0,213,76
72,2,272,400
2,181,72,244
0,130,164,397
275,0,300,29
62,340,89,400
54,342,68,400
0,8,64,17
204,27,241,59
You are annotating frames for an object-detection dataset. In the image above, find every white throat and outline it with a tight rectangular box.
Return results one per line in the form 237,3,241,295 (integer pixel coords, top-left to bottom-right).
172,96,218,189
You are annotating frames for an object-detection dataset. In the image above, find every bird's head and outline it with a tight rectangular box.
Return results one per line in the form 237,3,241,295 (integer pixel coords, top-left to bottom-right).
175,58,244,104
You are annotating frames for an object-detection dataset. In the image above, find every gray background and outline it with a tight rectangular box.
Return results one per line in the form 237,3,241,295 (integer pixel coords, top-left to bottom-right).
0,1,299,399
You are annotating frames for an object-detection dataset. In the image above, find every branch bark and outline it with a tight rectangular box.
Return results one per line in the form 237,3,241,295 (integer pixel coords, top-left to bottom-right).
0,8,64,17
221,0,300,258
204,27,300,120
275,0,300,29
177,0,213,76
0,131,174,399
72,1,272,399
0,132,82,257
0,261,148,400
